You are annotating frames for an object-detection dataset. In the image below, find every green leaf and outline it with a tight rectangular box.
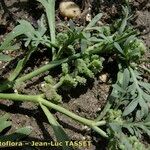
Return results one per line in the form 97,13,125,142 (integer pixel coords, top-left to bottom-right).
37,14,47,36
0,114,11,133
85,13,103,29
0,114,10,122
0,121,11,133
0,126,32,142
123,99,138,116
109,123,122,133
40,104,71,150
114,42,124,54
124,35,136,47
139,98,149,116
122,68,130,89
0,54,13,62
124,126,134,135
8,47,36,81
112,84,125,93
138,125,150,136
119,6,129,34
37,0,56,58
76,59,94,78
143,93,150,102
139,82,150,93
0,20,35,51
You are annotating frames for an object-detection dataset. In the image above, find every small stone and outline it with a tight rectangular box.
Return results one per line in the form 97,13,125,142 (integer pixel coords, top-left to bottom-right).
14,89,18,93
59,1,81,19
41,83,45,87
44,61,49,65
86,13,92,22
2,65,5,69
99,73,109,83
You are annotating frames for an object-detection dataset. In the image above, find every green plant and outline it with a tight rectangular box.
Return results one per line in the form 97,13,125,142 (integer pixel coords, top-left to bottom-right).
0,0,149,149
0,114,32,142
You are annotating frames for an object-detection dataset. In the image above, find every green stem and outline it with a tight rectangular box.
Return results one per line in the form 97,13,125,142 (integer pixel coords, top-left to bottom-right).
40,104,71,150
46,0,56,59
0,93,42,103
96,100,112,121
37,0,56,59
53,80,63,89
16,53,81,83
0,93,108,138
1,31,135,92
8,47,37,81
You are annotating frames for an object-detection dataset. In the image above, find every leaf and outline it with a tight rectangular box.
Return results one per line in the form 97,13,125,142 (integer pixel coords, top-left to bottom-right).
137,124,150,136
0,121,11,133
119,6,129,34
8,47,36,81
109,123,122,133
124,35,136,47
0,126,32,142
0,54,13,62
40,104,72,150
112,84,125,93
144,114,150,122
122,68,130,89
0,114,11,133
85,13,103,29
127,83,136,93
0,20,35,51
138,98,149,117
37,0,56,57
123,99,138,116
114,42,124,54
124,126,134,135
139,82,150,93
37,14,47,36
0,114,10,122
143,92,150,102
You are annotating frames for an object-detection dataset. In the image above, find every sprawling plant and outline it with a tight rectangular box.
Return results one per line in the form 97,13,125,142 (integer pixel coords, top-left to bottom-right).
0,0,149,149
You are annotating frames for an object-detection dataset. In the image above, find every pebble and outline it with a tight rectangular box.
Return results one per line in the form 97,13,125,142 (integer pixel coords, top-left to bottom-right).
59,1,81,19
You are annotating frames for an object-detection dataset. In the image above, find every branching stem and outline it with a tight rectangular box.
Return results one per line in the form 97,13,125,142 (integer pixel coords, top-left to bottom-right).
0,93,108,138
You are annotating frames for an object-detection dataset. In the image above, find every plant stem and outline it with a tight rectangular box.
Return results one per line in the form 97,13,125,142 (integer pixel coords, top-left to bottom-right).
46,0,56,59
40,104,71,150
1,31,135,92
96,100,112,121
16,53,81,83
36,0,56,59
8,47,37,81
0,93,108,137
